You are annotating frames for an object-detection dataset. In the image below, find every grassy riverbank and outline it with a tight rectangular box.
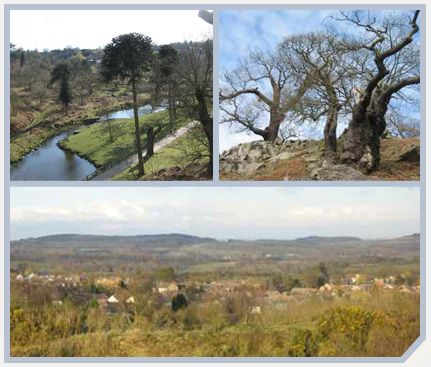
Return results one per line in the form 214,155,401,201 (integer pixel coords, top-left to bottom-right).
59,110,192,169
10,89,146,163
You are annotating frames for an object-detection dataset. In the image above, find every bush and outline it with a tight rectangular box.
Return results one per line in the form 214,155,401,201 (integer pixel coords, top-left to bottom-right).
316,306,374,356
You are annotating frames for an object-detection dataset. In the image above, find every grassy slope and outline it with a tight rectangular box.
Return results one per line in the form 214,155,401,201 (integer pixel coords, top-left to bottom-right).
60,111,190,169
113,127,209,181
11,291,419,357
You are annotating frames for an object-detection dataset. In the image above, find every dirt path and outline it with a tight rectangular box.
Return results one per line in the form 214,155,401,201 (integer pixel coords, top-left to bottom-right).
91,121,198,181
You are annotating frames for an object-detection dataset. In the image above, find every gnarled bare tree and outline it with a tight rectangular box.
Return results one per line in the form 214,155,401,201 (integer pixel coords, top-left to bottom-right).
220,48,317,143
279,32,354,156
333,10,420,172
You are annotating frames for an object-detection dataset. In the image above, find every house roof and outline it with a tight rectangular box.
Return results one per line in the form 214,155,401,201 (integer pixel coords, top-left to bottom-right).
107,295,119,303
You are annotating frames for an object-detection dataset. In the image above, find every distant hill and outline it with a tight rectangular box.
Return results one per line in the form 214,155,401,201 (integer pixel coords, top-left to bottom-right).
11,233,419,273
11,233,216,248
294,236,362,244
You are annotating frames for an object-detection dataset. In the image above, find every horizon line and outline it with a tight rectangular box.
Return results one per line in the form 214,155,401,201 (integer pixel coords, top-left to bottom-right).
10,231,421,243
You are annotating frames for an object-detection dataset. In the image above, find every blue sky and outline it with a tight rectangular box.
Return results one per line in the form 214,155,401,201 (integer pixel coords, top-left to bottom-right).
220,10,332,72
219,10,332,151
219,9,421,152
10,187,419,241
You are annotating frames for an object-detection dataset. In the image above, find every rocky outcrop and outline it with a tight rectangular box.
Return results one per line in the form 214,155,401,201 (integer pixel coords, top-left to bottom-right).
220,137,419,181
220,140,286,176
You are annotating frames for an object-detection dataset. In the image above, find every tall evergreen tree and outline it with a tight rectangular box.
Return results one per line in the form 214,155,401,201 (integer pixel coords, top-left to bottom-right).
100,33,154,176
50,62,72,115
19,51,25,68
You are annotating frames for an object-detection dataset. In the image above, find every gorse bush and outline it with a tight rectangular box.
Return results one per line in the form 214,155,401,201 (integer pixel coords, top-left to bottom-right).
316,306,375,356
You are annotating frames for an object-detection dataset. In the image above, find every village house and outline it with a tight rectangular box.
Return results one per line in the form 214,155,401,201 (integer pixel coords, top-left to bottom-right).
95,276,122,288
156,281,180,294
319,283,336,299
399,285,411,293
106,295,121,314
157,286,168,294
251,306,262,314
349,274,361,285
107,295,119,303
374,278,385,288
208,280,246,294
126,296,135,304
319,283,334,293
385,275,396,284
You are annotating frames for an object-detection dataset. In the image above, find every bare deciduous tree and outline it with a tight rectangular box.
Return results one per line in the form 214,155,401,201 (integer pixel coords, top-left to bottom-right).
220,48,317,143
279,32,353,156
176,39,213,175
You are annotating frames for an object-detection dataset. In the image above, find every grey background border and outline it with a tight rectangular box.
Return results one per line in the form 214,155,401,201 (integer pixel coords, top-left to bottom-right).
3,2,426,364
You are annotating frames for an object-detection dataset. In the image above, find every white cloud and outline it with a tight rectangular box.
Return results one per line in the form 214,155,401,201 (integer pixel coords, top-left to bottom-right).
10,187,420,240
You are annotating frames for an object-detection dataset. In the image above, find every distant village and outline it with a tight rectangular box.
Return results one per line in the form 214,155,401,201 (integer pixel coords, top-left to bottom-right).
12,269,420,315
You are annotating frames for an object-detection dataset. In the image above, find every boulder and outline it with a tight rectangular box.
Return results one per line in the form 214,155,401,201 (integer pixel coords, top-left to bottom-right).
310,164,367,181
398,146,420,163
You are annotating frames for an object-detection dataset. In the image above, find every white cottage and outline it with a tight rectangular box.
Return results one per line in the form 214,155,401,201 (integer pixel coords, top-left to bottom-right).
107,295,119,303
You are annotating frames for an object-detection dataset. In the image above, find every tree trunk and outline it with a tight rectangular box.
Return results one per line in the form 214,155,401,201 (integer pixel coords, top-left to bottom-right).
132,79,145,176
323,79,339,156
168,88,174,131
340,106,380,173
196,88,213,176
146,126,155,158
324,111,338,154
107,119,113,142
264,108,284,143
341,89,393,173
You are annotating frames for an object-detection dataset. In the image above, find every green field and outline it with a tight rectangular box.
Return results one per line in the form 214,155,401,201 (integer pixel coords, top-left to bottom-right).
59,110,191,169
183,261,238,274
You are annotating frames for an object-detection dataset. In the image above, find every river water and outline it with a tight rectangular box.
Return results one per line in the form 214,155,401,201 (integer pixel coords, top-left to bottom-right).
10,105,154,181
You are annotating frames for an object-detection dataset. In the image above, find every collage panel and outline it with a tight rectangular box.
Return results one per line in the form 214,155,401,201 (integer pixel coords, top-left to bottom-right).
218,9,421,181
9,9,213,181
9,186,420,357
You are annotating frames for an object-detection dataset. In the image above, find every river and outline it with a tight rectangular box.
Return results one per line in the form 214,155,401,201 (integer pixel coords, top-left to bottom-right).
10,105,155,181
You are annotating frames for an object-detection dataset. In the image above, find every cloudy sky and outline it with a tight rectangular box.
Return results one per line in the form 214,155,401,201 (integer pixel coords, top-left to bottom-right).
218,9,420,152
10,187,420,241
10,10,212,50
